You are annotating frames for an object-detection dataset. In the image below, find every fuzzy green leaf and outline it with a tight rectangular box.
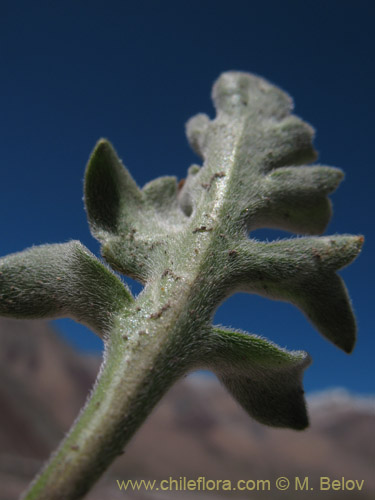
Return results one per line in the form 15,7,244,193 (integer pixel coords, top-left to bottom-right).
212,72,293,119
249,166,344,234
84,139,142,238
11,70,363,499
227,235,364,352
85,140,189,282
202,327,311,430
0,241,132,336
180,73,324,235
185,113,211,159
142,176,179,211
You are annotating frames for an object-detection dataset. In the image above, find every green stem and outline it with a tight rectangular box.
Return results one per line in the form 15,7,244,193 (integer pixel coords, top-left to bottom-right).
21,299,190,500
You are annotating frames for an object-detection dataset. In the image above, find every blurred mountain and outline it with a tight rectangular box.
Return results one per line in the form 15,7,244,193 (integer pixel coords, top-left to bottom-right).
0,318,374,500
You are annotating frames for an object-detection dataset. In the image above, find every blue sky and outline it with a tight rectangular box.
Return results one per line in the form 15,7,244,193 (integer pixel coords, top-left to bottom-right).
0,1,373,394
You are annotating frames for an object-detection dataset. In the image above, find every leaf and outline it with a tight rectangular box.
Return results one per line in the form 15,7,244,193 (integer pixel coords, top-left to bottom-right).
212,72,293,119
186,113,211,158
249,166,344,234
85,139,190,282
84,139,141,238
0,241,133,336
227,235,363,352
202,327,311,429
181,73,326,233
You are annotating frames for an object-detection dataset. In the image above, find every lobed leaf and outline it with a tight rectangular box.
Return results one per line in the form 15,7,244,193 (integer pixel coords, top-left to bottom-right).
228,235,363,352
212,72,293,120
248,166,344,234
186,113,211,159
0,241,133,336
84,139,141,239
142,176,178,211
202,327,311,430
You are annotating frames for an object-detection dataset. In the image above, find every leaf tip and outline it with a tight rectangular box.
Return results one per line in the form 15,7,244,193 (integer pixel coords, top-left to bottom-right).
186,113,210,158
84,139,128,238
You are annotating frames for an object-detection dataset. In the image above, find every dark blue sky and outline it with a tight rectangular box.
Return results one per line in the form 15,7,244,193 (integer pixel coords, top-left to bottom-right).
1,1,373,394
